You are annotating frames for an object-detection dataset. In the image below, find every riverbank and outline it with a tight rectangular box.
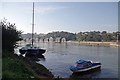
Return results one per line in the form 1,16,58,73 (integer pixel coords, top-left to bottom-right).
2,51,54,79
68,41,120,48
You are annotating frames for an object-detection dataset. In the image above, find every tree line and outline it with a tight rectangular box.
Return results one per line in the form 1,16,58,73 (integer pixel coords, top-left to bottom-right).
42,31,120,42
43,31,76,41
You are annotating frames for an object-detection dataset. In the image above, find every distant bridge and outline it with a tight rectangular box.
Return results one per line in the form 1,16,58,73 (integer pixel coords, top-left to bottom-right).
22,37,67,43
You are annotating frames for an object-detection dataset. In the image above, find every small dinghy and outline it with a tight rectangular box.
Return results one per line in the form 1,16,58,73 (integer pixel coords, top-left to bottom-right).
70,60,101,73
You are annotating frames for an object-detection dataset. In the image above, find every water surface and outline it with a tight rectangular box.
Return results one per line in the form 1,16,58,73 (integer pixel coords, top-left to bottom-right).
16,42,118,78
35,42,118,78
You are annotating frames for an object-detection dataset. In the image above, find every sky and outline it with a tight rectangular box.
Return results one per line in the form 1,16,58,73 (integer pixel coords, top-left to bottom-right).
0,2,118,34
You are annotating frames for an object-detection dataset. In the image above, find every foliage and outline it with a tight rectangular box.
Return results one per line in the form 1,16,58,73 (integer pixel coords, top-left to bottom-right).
2,51,53,79
1,19,53,79
2,51,35,80
76,31,119,42
44,31,76,41
1,19,22,52
41,31,119,42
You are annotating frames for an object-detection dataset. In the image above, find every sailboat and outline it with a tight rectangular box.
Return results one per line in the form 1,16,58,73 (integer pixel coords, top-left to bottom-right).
19,2,46,56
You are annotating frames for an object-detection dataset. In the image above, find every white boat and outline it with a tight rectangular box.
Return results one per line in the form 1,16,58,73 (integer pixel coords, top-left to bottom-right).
70,60,101,73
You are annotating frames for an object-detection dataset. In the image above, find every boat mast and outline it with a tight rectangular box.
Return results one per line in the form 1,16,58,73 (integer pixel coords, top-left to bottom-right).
32,2,34,47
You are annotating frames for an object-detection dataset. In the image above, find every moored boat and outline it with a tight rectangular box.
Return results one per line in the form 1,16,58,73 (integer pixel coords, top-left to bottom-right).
19,2,46,56
19,44,46,55
70,60,101,73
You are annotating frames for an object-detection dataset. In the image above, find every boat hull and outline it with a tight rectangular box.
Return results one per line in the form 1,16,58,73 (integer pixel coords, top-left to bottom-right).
73,66,101,74
19,48,46,55
19,49,27,54
27,49,46,55
70,63,101,73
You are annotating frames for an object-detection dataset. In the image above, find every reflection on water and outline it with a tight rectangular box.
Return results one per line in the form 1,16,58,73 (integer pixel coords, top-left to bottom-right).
39,42,118,78
17,42,118,78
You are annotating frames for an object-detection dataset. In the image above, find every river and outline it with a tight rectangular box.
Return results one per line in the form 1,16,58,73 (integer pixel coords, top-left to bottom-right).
32,42,118,78
16,42,118,78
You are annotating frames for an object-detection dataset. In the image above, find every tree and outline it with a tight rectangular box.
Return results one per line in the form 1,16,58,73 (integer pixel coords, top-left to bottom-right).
76,32,83,41
44,31,76,41
1,19,22,52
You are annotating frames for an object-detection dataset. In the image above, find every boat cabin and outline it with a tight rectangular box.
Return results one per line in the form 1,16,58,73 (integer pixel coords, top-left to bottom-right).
76,60,92,68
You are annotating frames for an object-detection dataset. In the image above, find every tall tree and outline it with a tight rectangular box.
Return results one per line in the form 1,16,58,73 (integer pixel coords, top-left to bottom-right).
1,19,22,52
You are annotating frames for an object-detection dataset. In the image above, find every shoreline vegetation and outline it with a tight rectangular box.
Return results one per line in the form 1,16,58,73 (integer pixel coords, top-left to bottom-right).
1,19,54,79
3,51,54,79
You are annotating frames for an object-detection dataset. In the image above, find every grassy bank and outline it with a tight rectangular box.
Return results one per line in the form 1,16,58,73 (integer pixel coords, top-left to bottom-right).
2,51,54,79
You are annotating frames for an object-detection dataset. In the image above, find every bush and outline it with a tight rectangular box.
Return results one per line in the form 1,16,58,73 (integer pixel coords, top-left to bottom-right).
0,19,22,52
